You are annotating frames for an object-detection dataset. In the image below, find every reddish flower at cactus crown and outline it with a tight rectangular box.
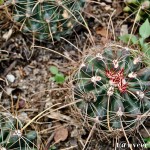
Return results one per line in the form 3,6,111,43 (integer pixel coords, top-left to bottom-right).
106,69,128,93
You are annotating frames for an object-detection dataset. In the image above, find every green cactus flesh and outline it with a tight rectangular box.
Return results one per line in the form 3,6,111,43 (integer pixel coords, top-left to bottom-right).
9,0,85,41
124,0,150,21
0,114,37,149
74,45,150,131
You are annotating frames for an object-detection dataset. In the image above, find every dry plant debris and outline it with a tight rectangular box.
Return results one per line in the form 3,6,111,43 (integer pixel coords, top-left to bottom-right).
0,0,150,150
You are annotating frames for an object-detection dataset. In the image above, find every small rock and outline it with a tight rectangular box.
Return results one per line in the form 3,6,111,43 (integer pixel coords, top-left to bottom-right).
120,24,128,36
100,2,106,7
105,0,112,3
71,128,78,137
33,68,40,75
69,138,77,146
2,28,13,41
6,74,15,83
18,99,26,109
18,112,29,121
105,5,111,11
3,98,11,107
18,112,31,124
6,87,14,95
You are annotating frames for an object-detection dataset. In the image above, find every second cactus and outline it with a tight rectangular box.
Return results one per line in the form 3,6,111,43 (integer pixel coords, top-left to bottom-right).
8,0,85,41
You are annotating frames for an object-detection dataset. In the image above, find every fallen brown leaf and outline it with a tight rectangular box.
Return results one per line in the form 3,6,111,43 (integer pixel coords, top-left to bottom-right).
96,27,108,38
54,125,68,143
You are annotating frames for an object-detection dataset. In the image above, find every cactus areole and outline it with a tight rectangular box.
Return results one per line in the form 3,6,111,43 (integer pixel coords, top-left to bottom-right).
9,0,85,41
74,45,150,131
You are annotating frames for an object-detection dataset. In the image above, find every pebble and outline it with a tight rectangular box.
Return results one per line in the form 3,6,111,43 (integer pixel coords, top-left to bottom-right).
18,99,26,109
6,87,14,95
6,74,15,83
105,5,111,11
105,0,112,3
100,2,106,7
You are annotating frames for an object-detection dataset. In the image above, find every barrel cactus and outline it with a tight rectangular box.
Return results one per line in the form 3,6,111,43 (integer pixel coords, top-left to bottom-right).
0,113,37,150
7,0,85,41
74,44,150,135
124,0,150,21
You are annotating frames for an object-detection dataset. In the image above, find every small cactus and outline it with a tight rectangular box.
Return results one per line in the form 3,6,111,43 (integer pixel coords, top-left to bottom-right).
0,113,37,149
124,0,150,21
7,0,85,41
74,44,150,134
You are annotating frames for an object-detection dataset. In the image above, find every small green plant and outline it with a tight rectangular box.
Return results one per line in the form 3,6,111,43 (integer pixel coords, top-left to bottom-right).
0,113,37,149
119,19,150,66
124,0,150,21
0,0,4,5
144,137,150,148
49,66,65,84
6,0,86,41
73,44,150,136
49,145,57,150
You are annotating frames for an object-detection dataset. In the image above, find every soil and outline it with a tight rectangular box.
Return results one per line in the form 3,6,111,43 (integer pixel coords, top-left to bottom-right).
0,0,150,150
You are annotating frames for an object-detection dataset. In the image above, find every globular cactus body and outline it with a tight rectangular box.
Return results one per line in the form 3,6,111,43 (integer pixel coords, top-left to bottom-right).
74,45,150,132
0,113,37,150
8,0,85,41
124,0,150,21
